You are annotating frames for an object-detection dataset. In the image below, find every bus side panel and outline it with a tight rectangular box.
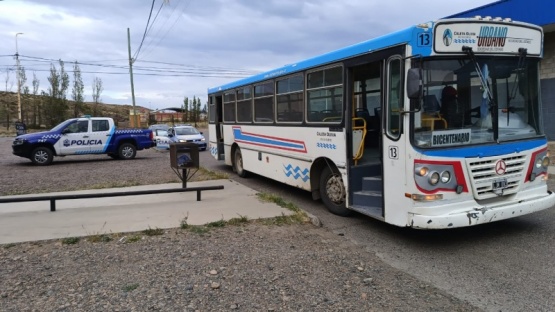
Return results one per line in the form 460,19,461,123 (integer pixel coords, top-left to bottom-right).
224,125,347,192
208,124,218,159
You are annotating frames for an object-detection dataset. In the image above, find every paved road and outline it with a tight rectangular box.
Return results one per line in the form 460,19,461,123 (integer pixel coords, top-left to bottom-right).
199,132,555,312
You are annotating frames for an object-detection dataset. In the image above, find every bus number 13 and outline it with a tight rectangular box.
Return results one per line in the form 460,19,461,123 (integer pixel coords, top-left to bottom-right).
417,33,431,46
388,146,399,160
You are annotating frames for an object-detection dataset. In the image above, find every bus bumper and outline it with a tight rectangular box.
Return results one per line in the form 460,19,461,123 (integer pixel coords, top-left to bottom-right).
408,191,555,229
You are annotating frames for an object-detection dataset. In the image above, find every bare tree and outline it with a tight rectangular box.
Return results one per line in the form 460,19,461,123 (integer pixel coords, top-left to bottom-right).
4,68,11,92
91,77,103,116
32,72,40,127
43,60,70,127
17,66,27,122
71,61,85,117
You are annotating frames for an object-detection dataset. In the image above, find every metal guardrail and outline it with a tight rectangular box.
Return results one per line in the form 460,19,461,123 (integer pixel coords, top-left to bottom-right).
0,185,224,212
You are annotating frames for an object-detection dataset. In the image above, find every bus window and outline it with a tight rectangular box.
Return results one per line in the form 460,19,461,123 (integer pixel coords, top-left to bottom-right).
277,74,304,123
208,96,216,123
223,92,236,123
237,86,252,123
307,65,343,123
386,57,402,138
254,81,274,123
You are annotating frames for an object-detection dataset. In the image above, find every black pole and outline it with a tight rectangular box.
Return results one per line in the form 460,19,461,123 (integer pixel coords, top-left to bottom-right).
182,168,187,188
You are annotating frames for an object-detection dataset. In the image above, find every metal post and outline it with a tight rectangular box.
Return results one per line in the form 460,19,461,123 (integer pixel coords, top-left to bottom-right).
15,32,23,121
182,168,187,188
127,28,138,127
50,199,56,212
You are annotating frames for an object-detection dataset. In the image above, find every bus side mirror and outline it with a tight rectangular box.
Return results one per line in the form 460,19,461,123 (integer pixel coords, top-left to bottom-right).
407,68,423,100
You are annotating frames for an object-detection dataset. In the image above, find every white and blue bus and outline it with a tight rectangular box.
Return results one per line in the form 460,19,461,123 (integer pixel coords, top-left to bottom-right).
207,17,555,229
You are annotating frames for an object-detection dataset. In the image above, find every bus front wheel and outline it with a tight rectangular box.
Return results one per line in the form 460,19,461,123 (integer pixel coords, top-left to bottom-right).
319,166,351,216
233,147,248,178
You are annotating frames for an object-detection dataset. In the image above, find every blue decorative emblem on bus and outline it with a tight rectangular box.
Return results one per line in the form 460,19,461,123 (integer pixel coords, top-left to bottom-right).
443,29,453,46
232,126,307,153
316,142,337,150
283,164,309,182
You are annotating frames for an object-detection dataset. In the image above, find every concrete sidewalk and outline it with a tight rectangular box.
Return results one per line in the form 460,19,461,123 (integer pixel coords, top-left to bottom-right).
0,180,293,245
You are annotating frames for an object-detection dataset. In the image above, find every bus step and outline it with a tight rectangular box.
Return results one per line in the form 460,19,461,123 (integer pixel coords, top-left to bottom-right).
350,204,384,220
361,176,382,190
352,190,382,207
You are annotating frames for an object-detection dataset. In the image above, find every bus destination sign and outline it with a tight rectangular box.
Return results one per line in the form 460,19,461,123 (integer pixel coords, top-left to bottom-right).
434,22,542,55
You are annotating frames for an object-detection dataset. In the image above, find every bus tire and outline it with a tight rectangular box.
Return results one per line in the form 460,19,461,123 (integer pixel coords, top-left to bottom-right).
233,147,248,178
30,146,54,166
319,166,351,216
118,143,136,160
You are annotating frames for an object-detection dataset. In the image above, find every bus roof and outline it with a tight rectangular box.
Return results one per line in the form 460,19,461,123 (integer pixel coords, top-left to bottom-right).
207,23,418,94
207,17,542,94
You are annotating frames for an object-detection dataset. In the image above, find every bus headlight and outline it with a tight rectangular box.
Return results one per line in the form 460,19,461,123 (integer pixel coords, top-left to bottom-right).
429,171,440,185
415,166,428,176
414,160,466,194
440,171,451,183
541,156,550,168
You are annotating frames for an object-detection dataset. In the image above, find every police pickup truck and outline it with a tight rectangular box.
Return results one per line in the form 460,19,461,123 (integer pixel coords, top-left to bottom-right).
12,116,155,165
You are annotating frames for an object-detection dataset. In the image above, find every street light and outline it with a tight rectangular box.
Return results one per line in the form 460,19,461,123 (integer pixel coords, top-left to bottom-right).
15,32,23,121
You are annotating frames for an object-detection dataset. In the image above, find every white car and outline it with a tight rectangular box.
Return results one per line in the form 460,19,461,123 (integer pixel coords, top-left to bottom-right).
168,126,207,151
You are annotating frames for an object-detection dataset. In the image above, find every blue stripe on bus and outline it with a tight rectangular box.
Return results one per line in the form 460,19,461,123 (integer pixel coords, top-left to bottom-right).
416,139,546,158
208,26,420,93
232,127,307,152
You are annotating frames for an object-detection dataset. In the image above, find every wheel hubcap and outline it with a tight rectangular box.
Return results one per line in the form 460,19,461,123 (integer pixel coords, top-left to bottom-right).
35,151,47,163
236,154,243,171
122,147,132,158
326,174,345,204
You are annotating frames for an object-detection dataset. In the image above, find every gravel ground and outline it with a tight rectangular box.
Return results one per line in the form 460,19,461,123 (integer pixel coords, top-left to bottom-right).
0,136,479,311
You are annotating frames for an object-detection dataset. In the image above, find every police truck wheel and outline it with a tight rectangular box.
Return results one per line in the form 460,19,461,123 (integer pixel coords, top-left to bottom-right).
233,147,248,177
319,166,351,216
118,143,136,160
31,147,53,166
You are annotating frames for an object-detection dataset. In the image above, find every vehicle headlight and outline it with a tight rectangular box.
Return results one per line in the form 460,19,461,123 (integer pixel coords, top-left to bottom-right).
440,171,451,183
429,171,440,185
13,139,25,146
541,156,550,168
201,138,205,141
415,166,429,177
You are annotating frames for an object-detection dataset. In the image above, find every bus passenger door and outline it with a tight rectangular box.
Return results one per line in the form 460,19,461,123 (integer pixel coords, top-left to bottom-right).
346,60,384,219
381,56,407,226
213,95,224,160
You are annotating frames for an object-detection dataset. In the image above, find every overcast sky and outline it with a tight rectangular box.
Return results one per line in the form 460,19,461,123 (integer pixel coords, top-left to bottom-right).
0,0,496,110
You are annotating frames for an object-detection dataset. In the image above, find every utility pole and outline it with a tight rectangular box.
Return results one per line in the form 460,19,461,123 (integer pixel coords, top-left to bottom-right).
127,28,138,127
15,32,23,121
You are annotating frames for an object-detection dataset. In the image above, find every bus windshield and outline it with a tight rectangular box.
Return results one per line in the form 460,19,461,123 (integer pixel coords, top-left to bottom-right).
412,56,543,148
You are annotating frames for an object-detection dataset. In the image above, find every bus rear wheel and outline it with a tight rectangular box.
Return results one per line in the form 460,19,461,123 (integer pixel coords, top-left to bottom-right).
319,166,351,216
233,147,248,177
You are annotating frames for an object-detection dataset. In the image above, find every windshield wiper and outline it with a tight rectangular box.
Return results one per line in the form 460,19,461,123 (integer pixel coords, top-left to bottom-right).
462,46,494,104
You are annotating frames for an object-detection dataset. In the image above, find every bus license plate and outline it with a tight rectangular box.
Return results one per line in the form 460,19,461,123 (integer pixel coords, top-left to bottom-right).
492,178,507,190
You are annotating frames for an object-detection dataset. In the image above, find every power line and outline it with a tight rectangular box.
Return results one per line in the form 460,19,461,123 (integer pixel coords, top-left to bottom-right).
133,0,157,61
11,54,260,76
